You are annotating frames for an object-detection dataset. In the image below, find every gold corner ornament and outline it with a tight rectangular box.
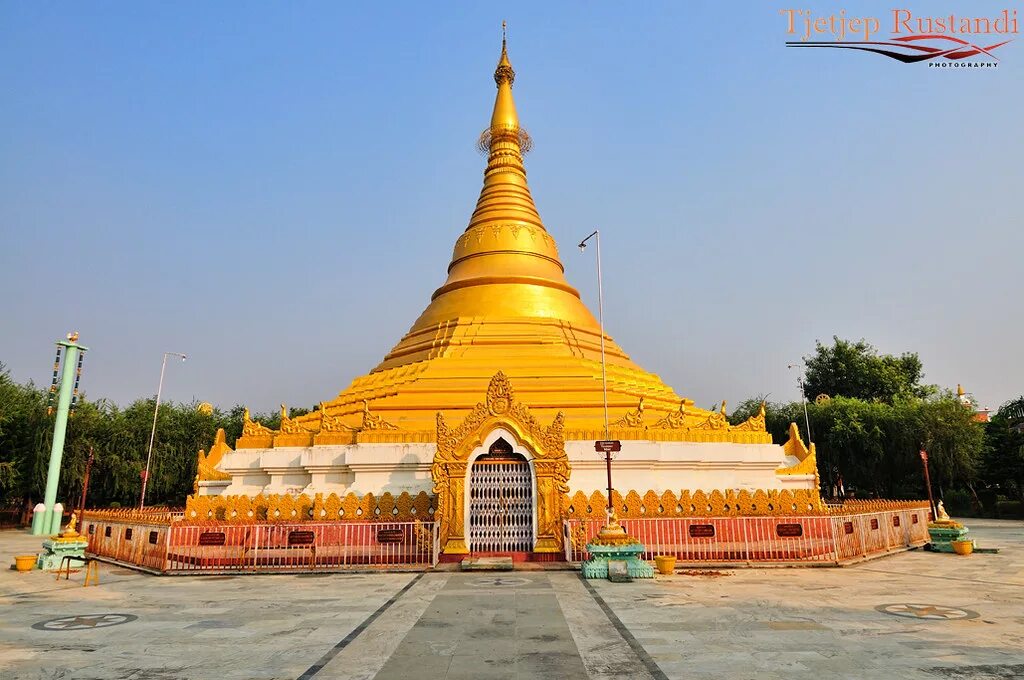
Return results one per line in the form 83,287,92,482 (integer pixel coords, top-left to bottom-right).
732,401,767,432
279,404,316,435
319,403,355,433
777,421,821,480
781,422,811,461
194,428,233,493
242,408,276,437
433,372,569,554
360,400,399,430
612,397,645,428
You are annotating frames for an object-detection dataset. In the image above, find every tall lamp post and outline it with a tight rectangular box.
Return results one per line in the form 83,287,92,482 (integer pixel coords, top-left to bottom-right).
787,364,812,444
579,230,613,524
140,351,187,510
788,363,833,497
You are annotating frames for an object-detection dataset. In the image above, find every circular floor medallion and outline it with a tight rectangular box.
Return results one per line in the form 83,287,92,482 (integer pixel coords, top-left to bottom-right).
33,613,138,631
875,604,978,621
469,576,531,587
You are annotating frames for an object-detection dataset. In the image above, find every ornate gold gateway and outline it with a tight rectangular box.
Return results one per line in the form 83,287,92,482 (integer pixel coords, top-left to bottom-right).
433,372,569,554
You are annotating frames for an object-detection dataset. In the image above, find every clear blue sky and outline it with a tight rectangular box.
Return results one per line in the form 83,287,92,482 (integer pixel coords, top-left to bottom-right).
2,1,1020,414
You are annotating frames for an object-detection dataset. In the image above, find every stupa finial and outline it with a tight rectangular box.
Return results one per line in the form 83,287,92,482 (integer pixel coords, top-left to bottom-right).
495,21,513,87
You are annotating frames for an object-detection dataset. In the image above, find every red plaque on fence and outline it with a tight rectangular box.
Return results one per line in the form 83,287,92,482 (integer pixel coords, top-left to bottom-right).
288,531,315,546
377,529,405,543
843,521,854,535
892,515,900,527
912,514,919,524
688,524,715,538
870,518,879,530
775,523,803,538
198,531,226,546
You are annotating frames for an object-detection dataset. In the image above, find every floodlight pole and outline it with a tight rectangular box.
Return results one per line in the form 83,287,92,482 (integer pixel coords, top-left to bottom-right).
789,363,830,497
140,351,187,510
580,230,612,522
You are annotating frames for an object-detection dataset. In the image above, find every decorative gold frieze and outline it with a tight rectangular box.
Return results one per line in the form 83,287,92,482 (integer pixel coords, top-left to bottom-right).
829,499,930,515
83,507,175,525
562,487,827,519
184,491,435,523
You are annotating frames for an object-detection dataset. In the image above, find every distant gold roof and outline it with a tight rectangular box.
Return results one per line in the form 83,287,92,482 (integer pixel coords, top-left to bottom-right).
237,35,769,449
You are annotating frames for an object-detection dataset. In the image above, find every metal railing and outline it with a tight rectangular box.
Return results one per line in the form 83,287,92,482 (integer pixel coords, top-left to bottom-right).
84,518,438,574
564,509,929,565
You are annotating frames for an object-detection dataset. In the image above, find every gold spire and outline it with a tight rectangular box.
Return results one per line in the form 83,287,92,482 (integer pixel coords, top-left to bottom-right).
387,27,596,339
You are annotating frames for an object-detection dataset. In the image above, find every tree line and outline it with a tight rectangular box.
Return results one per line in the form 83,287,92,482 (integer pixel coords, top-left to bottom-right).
0,363,293,516
729,338,1022,517
1,338,1022,519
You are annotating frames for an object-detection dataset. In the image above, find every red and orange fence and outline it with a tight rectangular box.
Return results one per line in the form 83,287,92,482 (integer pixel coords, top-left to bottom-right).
83,517,438,574
563,508,929,564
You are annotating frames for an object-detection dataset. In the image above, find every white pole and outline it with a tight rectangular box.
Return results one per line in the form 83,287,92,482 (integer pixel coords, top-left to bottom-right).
788,364,812,443
799,375,812,444
580,229,611,525
595,231,609,441
141,352,186,510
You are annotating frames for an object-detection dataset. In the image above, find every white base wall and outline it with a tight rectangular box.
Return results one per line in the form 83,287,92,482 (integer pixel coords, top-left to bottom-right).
206,439,812,497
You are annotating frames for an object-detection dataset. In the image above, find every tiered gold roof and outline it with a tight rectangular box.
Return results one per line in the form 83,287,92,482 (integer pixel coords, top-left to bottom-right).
237,35,769,449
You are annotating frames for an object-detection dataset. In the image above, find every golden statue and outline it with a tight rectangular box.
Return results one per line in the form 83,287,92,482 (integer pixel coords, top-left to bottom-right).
61,512,79,538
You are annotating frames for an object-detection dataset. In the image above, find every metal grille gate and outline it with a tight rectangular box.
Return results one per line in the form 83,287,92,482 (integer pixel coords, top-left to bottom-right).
469,458,533,552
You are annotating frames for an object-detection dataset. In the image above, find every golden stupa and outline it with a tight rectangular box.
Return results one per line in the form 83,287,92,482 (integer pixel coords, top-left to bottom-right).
236,33,769,450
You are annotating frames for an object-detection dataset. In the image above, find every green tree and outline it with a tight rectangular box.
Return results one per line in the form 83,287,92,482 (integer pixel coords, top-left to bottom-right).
730,392,984,501
802,337,934,403
981,397,1024,502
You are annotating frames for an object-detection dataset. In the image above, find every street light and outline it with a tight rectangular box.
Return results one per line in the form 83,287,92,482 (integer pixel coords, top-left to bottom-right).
579,230,613,523
787,364,812,445
140,351,187,510
788,363,836,498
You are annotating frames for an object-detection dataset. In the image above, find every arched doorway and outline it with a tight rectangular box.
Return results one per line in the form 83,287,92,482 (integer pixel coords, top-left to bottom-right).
468,437,533,552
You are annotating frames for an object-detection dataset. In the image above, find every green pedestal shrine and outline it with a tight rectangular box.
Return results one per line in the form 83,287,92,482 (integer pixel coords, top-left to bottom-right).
928,517,971,553
582,542,655,579
37,536,89,571
580,516,655,580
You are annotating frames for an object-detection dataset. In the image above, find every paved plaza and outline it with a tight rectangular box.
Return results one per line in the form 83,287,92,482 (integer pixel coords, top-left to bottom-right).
1,519,1022,680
